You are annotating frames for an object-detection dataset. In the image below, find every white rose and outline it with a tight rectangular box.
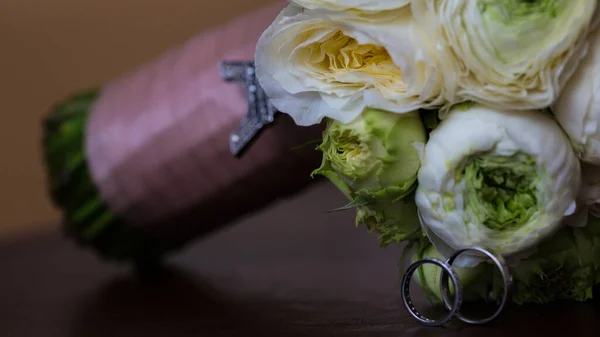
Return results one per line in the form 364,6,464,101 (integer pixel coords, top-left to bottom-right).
255,5,444,126
553,26,600,164
412,0,598,113
290,0,410,12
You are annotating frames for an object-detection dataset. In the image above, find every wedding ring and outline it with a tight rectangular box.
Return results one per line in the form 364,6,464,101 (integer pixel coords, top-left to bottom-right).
401,258,463,327
440,247,513,325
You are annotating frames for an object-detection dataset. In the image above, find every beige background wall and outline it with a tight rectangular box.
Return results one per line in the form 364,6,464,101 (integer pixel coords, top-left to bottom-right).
0,0,276,238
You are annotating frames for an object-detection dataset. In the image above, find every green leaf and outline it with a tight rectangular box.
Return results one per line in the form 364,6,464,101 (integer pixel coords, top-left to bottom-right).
328,194,373,213
291,138,322,151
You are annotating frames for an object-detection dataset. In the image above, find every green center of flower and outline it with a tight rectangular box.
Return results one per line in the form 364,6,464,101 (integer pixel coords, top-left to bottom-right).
477,0,568,64
315,108,425,197
479,0,560,20
329,128,374,178
463,153,539,231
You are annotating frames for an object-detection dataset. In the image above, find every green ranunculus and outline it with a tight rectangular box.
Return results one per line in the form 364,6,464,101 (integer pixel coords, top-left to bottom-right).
313,107,427,246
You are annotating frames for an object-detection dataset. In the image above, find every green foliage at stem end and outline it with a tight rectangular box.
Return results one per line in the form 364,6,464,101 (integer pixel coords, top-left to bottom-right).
42,88,170,266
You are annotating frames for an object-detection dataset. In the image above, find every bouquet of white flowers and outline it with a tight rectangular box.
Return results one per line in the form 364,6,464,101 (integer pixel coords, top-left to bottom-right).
255,0,600,324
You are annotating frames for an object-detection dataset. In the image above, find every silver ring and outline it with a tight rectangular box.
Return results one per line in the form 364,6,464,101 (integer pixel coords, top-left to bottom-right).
440,247,513,325
401,258,463,327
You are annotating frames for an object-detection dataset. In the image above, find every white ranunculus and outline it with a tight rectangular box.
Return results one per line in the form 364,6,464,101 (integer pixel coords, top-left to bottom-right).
579,163,600,207
554,163,600,228
553,27,600,164
415,104,581,265
411,0,598,113
255,5,444,126
290,0,410,12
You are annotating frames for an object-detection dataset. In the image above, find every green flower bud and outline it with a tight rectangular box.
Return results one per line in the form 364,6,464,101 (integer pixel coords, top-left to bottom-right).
313,107,427,245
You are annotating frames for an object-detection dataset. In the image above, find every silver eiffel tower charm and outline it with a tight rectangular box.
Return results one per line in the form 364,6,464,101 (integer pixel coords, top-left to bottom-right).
219,61,278,157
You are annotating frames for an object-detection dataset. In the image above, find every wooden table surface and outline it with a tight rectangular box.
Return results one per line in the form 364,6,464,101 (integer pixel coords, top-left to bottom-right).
1,183,599,336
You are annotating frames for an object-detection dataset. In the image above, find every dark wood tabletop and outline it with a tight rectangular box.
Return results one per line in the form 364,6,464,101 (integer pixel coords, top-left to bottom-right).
1,183,599,337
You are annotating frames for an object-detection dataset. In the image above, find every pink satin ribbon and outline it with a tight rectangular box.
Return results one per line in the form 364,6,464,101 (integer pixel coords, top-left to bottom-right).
85,2,323,244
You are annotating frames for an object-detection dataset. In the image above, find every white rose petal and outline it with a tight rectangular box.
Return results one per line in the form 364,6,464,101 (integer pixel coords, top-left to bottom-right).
290,0,410,12
255,5,444,126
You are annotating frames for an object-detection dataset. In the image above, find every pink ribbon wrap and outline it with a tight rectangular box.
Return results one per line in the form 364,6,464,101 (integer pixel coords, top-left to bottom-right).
85,2,324,246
